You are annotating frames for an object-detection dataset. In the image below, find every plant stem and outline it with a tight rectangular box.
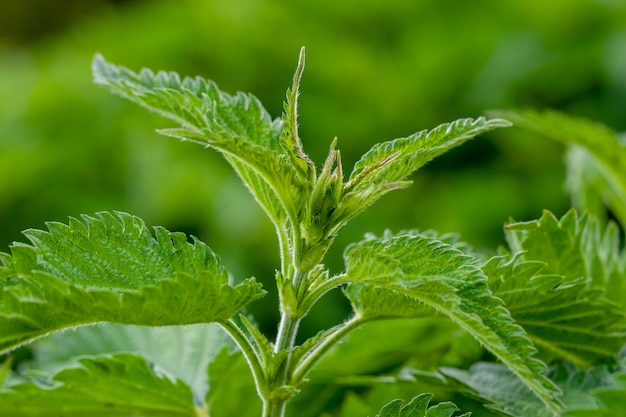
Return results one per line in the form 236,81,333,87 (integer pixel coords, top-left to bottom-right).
276,222,291,279
219,319,269,400
265,266,307,417
274,313,300,354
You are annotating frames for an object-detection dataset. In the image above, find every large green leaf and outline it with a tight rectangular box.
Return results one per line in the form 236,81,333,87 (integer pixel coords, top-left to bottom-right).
19,324,261,416
0,353,200,416
92,54,304,226
494,109,626,228
205,347,261,417
343,233,562,414
0,211,265,354
29,323,234,404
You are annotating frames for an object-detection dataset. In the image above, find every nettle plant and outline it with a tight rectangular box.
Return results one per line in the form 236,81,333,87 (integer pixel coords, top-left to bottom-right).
1,48,626,417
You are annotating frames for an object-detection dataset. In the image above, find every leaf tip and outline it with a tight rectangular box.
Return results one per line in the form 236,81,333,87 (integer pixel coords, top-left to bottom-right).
91,53,110,83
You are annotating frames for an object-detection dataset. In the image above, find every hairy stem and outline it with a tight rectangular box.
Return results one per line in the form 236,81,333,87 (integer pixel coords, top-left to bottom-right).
266,266,307,417
276,223,291,279
219,319,269,401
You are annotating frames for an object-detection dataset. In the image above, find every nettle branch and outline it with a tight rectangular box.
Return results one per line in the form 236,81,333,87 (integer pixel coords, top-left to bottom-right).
0,49,575,417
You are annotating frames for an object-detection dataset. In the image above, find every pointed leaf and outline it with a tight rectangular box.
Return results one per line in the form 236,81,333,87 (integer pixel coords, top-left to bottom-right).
344,233,561,414
493,109,626,227
280,46,315,181
504,210,586,281
340,117,510,223
92,54,282,150
0,353,199,416
374,394,468,417
0,212,265,354
92,54,304,226
486,210,626,366
504,209,626,308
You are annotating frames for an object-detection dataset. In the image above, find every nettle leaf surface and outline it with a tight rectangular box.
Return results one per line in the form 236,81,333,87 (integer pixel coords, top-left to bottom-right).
343,232,562,414
484,254,626,367
0,353,199,417
92,54,304,228
441,360,617,417
494,109,626,227
30,323,235,404
339,117,510,228
481,209,626,368
503,209,626,314
0,211,265,354
92,54,510,262
373,393,469,417
323,392,468,417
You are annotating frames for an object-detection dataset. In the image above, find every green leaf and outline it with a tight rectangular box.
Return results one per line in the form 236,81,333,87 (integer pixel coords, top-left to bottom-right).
205,347,261,417
493,109,626,228
343,233,562,414
323,392,469,417
0,353,200,416
340,117,511,223
0,211,265,354
91,54,282,150
375,394,469,417
504,209,626,310
565,146,616,225
280,46,315,182
92,53,304,227
441,360,620,417
0,357,11,387
564,373,626,417
28,323,234,404
504,210,584,279
440,364,554,417
483,254,626,367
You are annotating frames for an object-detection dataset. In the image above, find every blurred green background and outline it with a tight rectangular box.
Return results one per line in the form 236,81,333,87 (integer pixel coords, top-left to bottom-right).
2,0,626,333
